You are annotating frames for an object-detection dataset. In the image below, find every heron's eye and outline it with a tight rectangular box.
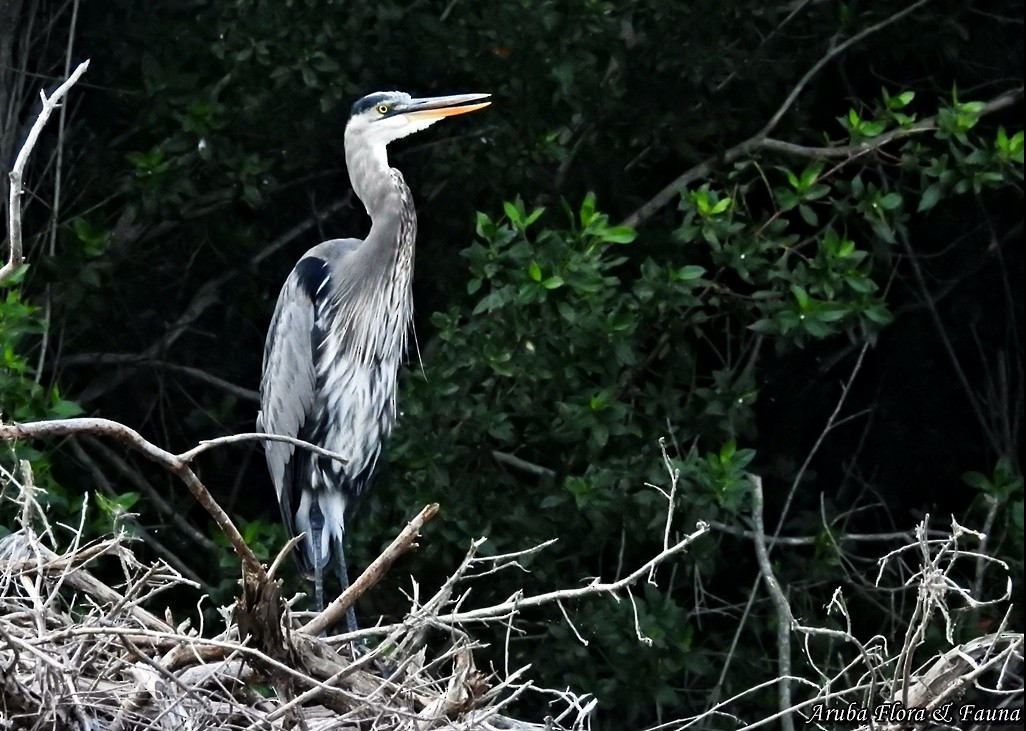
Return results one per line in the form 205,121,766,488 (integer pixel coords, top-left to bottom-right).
376,104,389,115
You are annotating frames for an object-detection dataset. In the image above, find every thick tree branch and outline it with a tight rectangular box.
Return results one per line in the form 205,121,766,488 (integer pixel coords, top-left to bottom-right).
1,416,263,577
2,418,351,580
758,85,1023,159
1,59,89,285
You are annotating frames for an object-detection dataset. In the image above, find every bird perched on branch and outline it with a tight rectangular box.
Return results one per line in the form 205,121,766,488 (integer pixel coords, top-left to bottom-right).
257,90,490,632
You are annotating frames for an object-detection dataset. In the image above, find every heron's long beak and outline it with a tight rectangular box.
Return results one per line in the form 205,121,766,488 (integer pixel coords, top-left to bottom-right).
401,93,491,120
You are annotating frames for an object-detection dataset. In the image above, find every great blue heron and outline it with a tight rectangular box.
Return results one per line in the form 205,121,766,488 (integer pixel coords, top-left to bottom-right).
257,91,490,632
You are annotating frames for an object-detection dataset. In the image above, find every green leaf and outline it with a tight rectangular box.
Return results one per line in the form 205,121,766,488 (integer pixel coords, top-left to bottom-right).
541,276,565,290
579,192,597,228
885,89,915,110
475,211,493,238
918,183,944,212
790,285,810,309
799,163,824,189
95,492,117,515
556,301,576,323
863,305,894,325
503,200,522,226
816,307,847,323
600,226,638,244
524,207,546,227
961,471,992,491
677,265,706,281
802,317,834,337
878,192,902,211
50,399,84,418
798,204,818,226
528,261,542,282
845,276,877,294
539,495,565,509
803,184,831,201
859,120,886,137
748,318,779,335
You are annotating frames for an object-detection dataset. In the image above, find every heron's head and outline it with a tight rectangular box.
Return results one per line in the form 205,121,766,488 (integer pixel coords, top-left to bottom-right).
345,90,491,153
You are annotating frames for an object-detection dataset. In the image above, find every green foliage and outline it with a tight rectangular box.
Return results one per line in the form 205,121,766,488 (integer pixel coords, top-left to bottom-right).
373,83,1023,718
1,284,83,542
1,284,81,442
368,193,768,715
963,458,1025,583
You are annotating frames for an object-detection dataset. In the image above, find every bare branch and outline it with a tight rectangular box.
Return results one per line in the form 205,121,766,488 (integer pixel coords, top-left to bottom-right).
773,342,869,540
898,230,1006,453
0,417,262,576
301,503,440,637
491,449,556,479
180,431,348,465
750,474,795,731
360,521,710,632
1,59,89,284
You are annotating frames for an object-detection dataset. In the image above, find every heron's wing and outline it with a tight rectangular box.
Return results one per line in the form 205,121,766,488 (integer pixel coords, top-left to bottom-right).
258,240,362,543
258,257,329,539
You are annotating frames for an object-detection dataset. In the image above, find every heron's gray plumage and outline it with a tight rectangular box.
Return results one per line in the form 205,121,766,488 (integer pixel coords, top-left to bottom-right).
257,90,489,628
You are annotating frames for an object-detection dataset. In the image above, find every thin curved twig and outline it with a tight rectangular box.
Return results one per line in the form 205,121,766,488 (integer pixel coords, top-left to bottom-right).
2,60,90,284
180,432,347,465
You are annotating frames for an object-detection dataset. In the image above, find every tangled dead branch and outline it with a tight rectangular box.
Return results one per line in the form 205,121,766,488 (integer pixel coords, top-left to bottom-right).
0,425,709,730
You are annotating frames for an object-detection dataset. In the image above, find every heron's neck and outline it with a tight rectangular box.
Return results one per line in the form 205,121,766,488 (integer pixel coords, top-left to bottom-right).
345,135,411,226
344,133,416,288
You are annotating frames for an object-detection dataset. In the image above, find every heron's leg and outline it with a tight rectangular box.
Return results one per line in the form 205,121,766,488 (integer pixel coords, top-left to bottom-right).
335,538,359,634
313,555,325,613
310,502,325,612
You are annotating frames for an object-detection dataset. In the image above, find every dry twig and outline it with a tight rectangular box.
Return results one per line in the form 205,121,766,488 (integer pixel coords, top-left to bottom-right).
2,60,90,284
